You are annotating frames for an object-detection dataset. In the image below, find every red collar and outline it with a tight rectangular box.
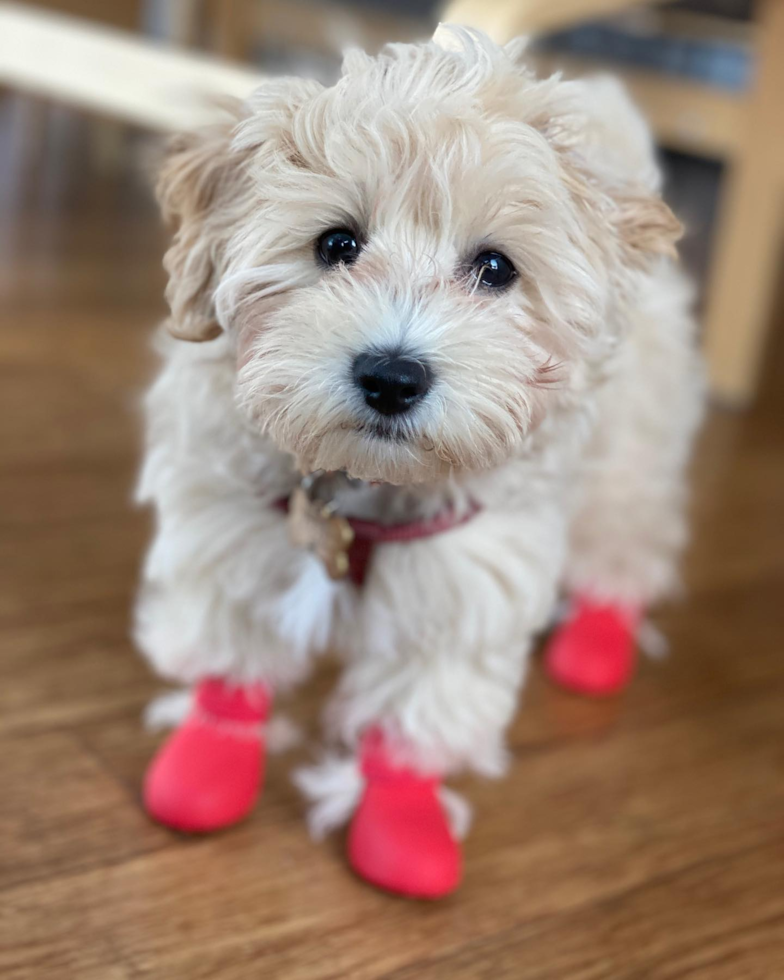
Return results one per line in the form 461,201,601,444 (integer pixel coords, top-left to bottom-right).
276,496,481,587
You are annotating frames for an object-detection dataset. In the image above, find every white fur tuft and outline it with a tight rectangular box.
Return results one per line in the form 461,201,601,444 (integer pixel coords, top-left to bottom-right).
265,714,305,754
432,23,470,53
293,754,363,841
638,619,670,661
439,786,474,839
143,688,193,731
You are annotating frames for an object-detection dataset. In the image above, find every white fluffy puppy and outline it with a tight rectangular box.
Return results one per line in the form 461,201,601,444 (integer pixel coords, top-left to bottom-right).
136,27,703,898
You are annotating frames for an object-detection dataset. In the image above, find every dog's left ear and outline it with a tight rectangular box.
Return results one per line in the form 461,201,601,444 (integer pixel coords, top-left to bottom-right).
610,186,683,264
543,75,683,267
562,152,683,269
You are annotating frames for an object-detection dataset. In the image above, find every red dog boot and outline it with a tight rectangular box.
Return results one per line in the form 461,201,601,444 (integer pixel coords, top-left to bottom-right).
144,678,270,833
544,596,641,697
348,729,461,899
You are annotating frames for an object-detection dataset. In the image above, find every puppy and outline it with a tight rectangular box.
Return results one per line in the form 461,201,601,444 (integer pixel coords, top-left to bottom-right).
136,27,703,898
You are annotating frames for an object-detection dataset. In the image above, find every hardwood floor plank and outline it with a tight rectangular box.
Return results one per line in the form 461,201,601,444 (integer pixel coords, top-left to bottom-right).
3,685,781,978
0,730,170,892
378,842,784,980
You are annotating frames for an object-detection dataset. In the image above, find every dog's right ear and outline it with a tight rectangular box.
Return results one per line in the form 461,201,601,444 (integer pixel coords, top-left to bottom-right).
157,78,324,342
156,107,250,342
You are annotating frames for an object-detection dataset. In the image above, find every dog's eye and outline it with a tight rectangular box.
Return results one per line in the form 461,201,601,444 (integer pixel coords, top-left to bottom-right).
471,251,516,289
317,229,361,267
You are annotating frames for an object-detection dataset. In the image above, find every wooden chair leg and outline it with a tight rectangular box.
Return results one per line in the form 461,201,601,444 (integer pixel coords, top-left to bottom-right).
700,0,784,405
440,0,655,39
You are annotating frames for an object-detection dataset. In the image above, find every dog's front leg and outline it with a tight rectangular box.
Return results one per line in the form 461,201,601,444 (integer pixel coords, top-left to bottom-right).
296,505,567,898
137,501,338,834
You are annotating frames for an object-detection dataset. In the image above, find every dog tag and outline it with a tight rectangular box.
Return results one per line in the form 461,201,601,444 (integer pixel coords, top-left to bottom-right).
288,484,355,580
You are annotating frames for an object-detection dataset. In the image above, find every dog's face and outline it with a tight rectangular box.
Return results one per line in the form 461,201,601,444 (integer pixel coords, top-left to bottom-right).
159,30,680,485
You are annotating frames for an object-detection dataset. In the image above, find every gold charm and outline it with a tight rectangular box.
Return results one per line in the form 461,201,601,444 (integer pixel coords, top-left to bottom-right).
288,482,355,580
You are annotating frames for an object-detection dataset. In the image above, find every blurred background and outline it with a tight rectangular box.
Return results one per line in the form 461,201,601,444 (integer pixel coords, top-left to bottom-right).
1,2,783,978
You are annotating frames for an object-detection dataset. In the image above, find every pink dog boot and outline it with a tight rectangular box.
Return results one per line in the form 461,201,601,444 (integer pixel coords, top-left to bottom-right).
144,678,270,833
347,729,461,899
544,596,641,697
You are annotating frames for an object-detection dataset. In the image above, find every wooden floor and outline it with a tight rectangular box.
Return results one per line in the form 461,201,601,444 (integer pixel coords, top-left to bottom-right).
1,103,783,980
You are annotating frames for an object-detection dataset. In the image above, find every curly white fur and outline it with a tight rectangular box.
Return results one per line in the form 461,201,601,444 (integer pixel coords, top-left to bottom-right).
135,27,703,835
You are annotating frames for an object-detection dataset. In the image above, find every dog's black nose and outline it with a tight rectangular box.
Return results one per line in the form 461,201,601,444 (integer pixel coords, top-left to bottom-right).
353,351,432,416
